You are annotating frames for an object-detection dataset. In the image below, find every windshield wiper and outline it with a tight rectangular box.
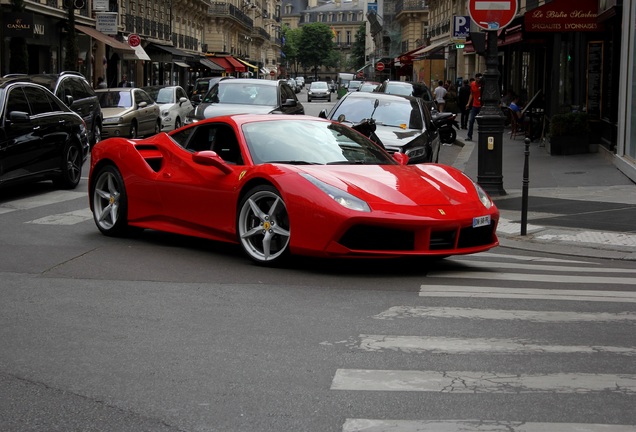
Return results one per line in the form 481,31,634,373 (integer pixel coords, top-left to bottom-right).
326,160,371,165
267,160,322,165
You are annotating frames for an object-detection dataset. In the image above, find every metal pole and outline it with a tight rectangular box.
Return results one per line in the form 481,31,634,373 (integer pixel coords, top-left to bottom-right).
520,137,530,235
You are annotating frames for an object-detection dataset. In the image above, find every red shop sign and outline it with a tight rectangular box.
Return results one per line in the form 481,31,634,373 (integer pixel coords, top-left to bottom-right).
525,0,602,32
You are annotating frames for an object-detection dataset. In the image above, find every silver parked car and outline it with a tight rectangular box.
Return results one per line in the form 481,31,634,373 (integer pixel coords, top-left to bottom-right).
96,88,161,138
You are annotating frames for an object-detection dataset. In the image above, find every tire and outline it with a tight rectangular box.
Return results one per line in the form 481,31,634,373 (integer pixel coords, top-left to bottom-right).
237,185,291,265
154,119,161,135
92,122,102,147
130,121,138,138
53,142,82,189
328,95,331,102
308,98,312,102
91,165,131,237
174,118,182,130
440,128,456,144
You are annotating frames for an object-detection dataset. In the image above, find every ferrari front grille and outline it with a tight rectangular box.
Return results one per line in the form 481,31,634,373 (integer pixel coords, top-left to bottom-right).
458,222,496,248
339,225,415,251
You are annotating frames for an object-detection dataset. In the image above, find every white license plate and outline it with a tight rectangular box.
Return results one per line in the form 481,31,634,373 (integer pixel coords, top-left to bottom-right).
473,215,491,228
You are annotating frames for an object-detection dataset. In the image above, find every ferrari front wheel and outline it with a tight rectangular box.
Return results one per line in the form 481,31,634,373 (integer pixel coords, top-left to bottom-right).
237,185,290,265
92,165,130,236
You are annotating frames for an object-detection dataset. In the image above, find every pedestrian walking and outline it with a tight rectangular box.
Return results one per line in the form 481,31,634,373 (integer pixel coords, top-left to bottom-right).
465,73,483,141
434,80,447,112
458,79,471,129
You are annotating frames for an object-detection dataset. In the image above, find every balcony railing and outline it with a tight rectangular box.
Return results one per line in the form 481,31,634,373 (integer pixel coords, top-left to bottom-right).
207,2,253,29
395,0,428,13
252,27,270,41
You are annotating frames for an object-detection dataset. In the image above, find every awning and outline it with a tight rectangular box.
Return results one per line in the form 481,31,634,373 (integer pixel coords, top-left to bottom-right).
199,58,225,72
123,36,151,61
413,39,449,58
209,57,233,73
75,25,134,53
147,43,193,60
174,61,191,68
225,56,246,73
237,58,258,71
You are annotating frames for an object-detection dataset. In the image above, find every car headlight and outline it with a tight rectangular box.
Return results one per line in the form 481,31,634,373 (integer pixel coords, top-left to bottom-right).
474,181,493,209
300,173,370,212
103,117,123,125
161,110,171,118
405,146,426,159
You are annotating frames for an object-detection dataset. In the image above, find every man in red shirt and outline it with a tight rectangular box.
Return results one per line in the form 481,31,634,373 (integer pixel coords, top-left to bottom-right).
465,73,483,141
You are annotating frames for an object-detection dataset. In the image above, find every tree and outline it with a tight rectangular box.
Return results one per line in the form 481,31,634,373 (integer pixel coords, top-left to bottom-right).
351,23,366,71
281,26,301,77
8,0,28,74
297,23,335,79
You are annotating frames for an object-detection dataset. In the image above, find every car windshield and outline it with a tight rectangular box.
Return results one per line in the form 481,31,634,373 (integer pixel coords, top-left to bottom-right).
311,82,328,90
385,83,413,97
98,91,132,108
203,82,277,105
155,88,175,104
330,97,423,129
242,119,395,165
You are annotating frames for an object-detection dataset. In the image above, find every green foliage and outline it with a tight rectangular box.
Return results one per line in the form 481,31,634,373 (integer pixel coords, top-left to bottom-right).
281,26,302,74
549,112,591,137
351,23,366,70
297,23,335,77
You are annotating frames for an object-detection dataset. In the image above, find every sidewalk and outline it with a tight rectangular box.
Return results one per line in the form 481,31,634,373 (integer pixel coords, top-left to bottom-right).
441,125,636,261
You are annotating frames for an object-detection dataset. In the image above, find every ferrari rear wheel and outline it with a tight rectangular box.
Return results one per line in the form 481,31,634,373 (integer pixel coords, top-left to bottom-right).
237,185,290,265
92,165,130,236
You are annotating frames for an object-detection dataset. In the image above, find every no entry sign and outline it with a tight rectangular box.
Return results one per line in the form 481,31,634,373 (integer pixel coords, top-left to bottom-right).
376,62,385,72
469,0,517,30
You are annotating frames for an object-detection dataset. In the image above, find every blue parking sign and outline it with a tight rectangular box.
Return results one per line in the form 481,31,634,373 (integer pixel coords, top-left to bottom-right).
453,15,470,39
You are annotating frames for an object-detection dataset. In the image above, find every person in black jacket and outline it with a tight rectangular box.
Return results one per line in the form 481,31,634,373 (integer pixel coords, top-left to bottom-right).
118,74,131,87
457,79,471,129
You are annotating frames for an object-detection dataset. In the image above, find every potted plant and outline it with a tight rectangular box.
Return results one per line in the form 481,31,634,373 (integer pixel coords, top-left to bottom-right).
548,112,591,155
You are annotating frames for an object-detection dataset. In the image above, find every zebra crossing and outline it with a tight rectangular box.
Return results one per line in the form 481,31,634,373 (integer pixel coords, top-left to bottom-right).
330,252,636,432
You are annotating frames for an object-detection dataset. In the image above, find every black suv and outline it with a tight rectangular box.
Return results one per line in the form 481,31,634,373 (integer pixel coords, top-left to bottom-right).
376,80,436,111
0,77,90,189
190,76,234,106
7,72,103,146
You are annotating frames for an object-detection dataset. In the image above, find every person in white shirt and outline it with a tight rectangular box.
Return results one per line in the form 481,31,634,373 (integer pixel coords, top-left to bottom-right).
434,80,447,112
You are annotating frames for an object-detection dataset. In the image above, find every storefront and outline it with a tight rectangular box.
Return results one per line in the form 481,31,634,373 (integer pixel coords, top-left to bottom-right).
617,0,636,182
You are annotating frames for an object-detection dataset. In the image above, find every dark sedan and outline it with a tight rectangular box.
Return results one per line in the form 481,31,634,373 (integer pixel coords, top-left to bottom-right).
319,91,441,164
0,78,89,189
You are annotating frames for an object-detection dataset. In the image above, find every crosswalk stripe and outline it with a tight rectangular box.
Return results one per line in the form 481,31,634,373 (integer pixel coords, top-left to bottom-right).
427,271,636,285
373,306,636,323
444,260,636,274
419,285,636,302
331,369,636,394
469,253,595,264
355,335,636,356
25,208,93,225
342,419,636,432
0,190,85,214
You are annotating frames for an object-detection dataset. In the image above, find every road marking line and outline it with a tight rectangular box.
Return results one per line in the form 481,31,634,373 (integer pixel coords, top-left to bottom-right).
355,335,636,356
419,285,636,302
26,208,93,225
373,306,636,323
0,191,85,213
331,369,636,393
471,253,594,264
443,260,636,274
342,419,636,432
427,271,636,285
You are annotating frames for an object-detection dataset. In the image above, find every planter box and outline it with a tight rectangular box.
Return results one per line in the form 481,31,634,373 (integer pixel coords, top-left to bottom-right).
548,135,590,155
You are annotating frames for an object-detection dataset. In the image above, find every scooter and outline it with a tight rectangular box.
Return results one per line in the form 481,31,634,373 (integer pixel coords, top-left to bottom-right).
432,111,460,144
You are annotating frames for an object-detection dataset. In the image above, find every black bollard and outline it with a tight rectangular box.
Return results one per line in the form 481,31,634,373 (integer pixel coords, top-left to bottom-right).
521,137,531,235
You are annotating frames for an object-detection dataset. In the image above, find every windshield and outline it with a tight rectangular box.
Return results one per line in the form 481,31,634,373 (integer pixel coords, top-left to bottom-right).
242,119,395,165
311,82,328,90
202,82,277,106
330,97,423,129
98,90,132,108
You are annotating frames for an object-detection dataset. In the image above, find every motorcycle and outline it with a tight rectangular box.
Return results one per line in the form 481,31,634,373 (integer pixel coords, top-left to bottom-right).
432,111,460,144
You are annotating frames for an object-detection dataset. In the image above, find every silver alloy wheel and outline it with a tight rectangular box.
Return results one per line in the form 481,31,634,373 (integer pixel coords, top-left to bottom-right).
238,187,290,263
93,170,121,231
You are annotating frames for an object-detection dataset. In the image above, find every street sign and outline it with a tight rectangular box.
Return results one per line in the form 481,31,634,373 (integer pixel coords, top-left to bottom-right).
452,15,470,39
269,70,275,77
376,62,385,72
357,71,364,78
128,33,141,47
469,0,517,30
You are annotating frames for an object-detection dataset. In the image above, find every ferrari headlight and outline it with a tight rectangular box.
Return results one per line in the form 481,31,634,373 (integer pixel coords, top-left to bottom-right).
103,117,123,125
300,174,370,212
474,181,493,209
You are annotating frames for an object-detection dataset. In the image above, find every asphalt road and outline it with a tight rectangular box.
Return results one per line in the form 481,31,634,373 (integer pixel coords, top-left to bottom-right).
1,93,635,432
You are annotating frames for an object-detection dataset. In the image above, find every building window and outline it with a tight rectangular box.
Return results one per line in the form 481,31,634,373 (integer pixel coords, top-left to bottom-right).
346,31,351,45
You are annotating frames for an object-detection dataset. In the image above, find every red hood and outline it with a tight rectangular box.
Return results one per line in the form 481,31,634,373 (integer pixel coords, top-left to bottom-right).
295,164,476,207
